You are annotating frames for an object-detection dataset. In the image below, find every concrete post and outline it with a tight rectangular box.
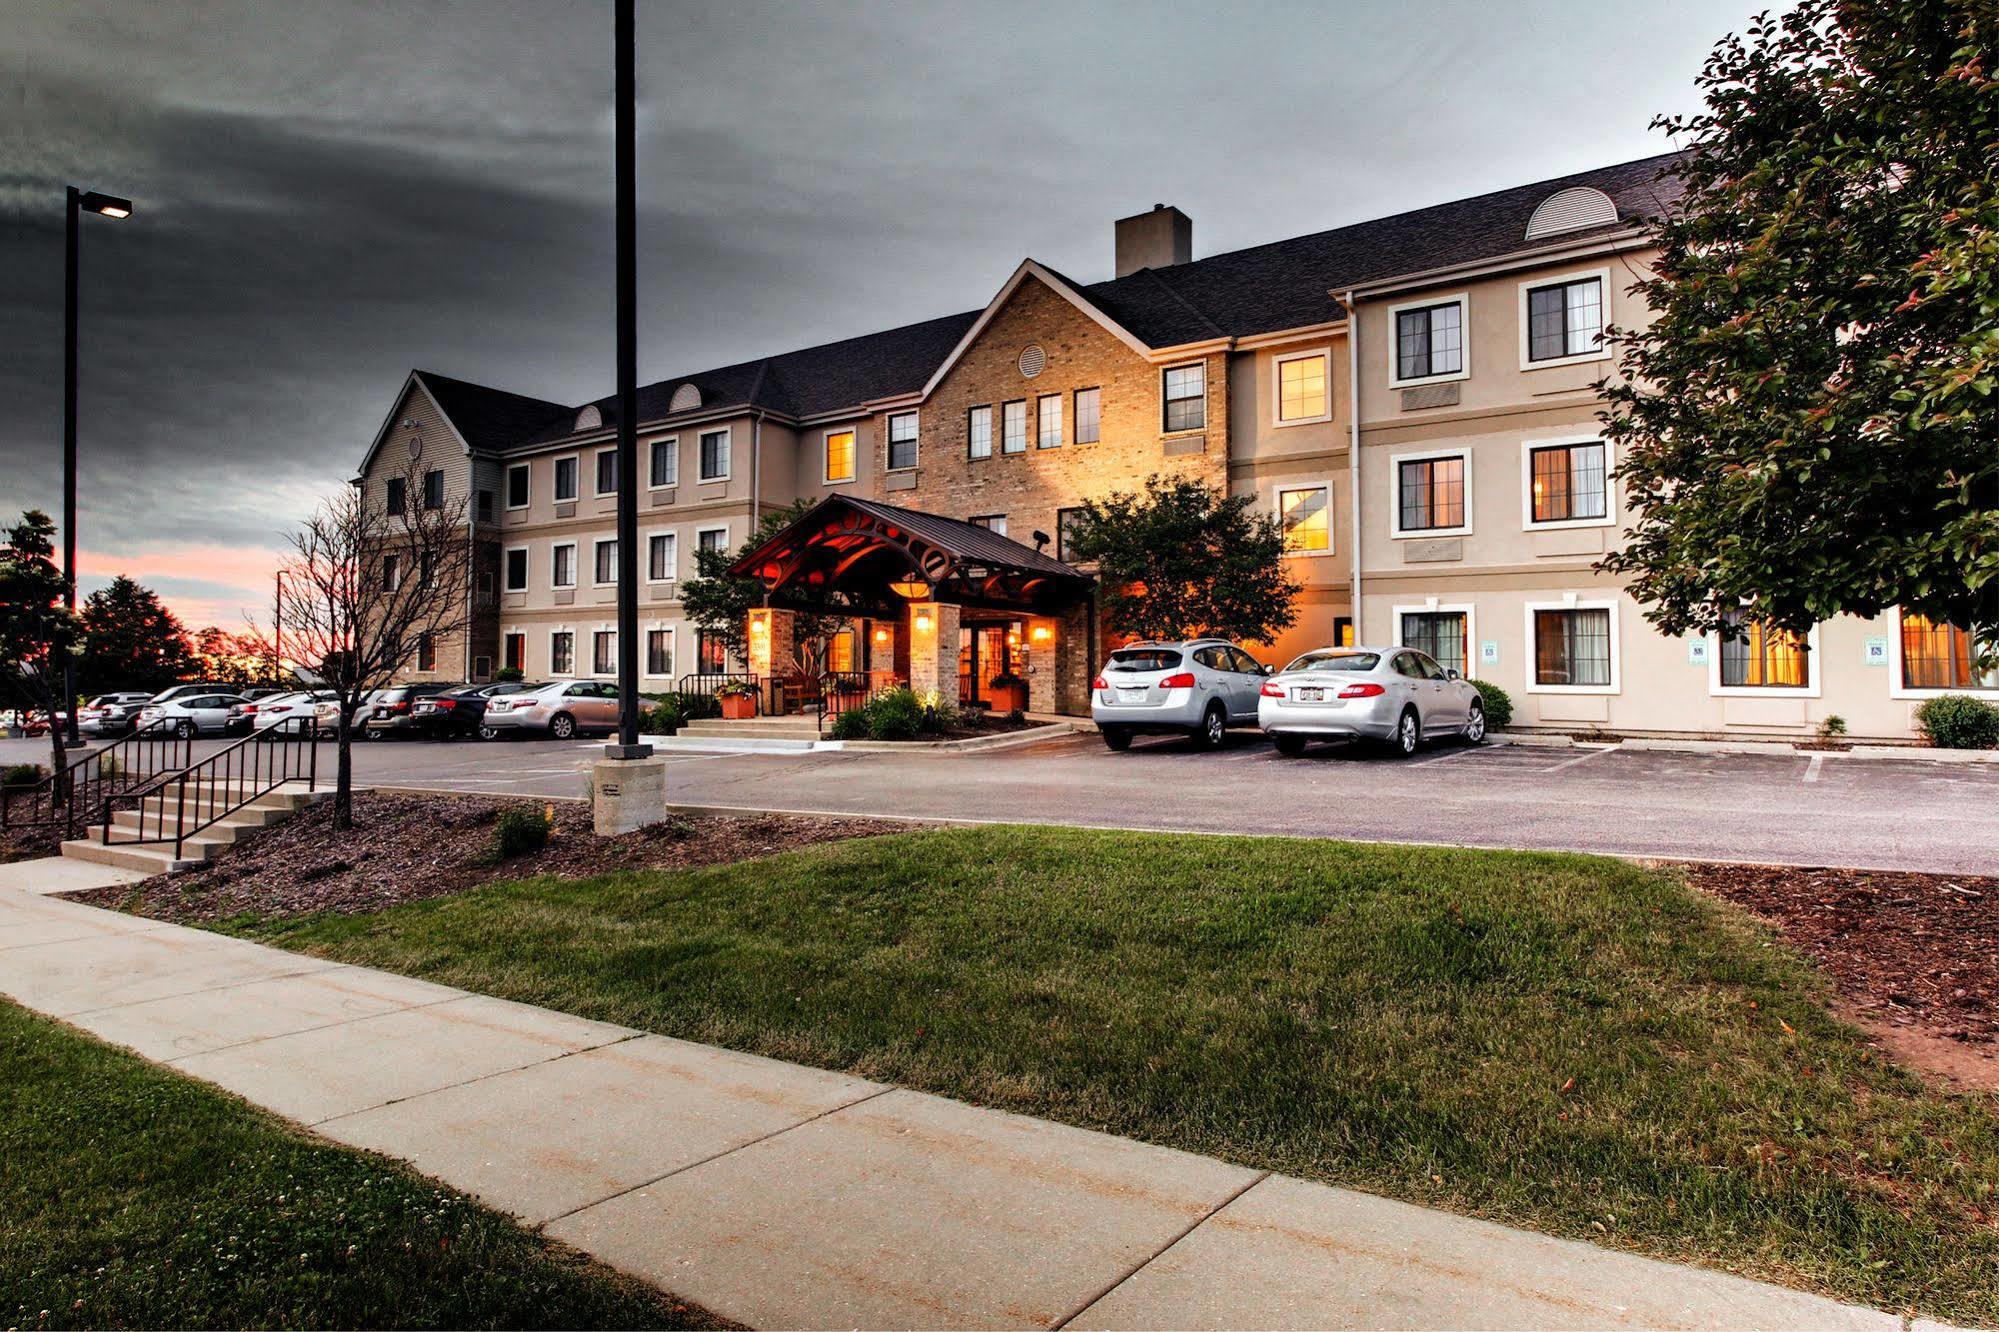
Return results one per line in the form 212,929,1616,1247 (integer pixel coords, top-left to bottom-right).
907,601,960,703
747,607,795,680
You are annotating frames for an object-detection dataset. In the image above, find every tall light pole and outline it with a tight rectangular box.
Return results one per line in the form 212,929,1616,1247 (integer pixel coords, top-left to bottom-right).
607,0,648,759
63,187,133,743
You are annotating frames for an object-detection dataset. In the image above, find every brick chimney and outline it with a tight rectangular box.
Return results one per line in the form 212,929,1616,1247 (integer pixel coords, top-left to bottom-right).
1114,204,1192,278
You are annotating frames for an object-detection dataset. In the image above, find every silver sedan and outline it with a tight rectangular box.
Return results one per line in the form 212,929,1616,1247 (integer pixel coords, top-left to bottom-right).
1258,645,1486,757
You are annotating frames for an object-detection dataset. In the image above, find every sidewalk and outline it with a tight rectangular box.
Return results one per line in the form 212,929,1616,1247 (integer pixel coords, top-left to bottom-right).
0,859,1928,1331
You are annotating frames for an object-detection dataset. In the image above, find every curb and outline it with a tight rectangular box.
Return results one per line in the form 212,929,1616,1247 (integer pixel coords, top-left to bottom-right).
817,723,1081,754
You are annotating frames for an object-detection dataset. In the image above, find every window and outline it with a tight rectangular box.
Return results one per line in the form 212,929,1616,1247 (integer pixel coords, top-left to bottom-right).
1074,387,1101,444
473,655,491,680
697,630,727,674
503,632,525,673
554,456,578,501
380,553,401,591
1276,350,1331,422
418,549,436,590
1333,616,1355,648
1393,301,1465,383
969,515,1007,536
824,429,856,483
476,489,494,522
967,405,993,460
593,630,616,675
1533,607,1613,688
699,428,730,481
1056,507,1086,563
1001,400,1027,454
1718,608,1811,690
1277,485,1331,553
416,633,436,672
550,631,574,675
646,628,674,677
1900,614,1997,691
422,469,444,510
594,539,617,586
1037,394,1063,449
1528,442,1608,524
552,542,576,588
647,532,676,582
385,477,406,516
504,548,528,593
696,527,728,558
595,448,618,495
1163,363,1205,432
1401,611,1468,677
648,437,677,488
1396,454,1467,534
887,412,918,470
506,463,530,509
1525,274,1605,363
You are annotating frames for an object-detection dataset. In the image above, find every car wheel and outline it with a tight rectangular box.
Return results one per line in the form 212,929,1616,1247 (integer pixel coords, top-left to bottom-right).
1194,703,1227,750
1462,700,1486,744
1273,733,1307,757
549,713,576,740
1390,708,1420,757
175,719,195,739
1101,726,1132,751
478,725,500,741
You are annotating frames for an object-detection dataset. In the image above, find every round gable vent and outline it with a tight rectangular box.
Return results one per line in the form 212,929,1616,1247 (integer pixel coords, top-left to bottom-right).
668,382,702,412
574,404,603,432
1525,186,1619,240
1018,345,1046,378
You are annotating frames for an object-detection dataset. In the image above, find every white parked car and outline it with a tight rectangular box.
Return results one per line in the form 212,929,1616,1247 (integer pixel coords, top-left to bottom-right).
228,690,335,734
138,693,251,739
1258,645,1486,757
480,681,623,740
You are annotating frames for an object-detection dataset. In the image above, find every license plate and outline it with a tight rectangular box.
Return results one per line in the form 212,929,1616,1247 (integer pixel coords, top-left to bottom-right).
1117,688,1147,703
1295,687,1325,702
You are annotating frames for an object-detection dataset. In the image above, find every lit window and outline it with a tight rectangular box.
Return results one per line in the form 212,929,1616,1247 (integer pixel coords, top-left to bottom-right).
1163,363,1205,432
1278,485,1330,552
1900,614,1997,690
647,533,676,582
1534,608,1612,686
646,628,674,677
1397,456,1466,532
593,630,616,675
1002,401,1027,454
1719,609,1810,688
649,438,677,488
1401,612,1468,677
506,464,530,508
1277,352,1329,421
552,544,575,588
1526,277,1604,362
968,406,993,460
699,429,729,481
1074,387,1101,444
550,631,574,674
554,457,578,501
697,631,727,674
887,413,918,470
825,429,856,483
1037,395,1063,449
1395,302,1463,380
595,449,618,495
1529,443,1607,523
503,632,525,673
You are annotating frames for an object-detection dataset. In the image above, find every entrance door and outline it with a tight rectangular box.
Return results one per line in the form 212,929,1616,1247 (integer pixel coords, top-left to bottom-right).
957,621,1018,706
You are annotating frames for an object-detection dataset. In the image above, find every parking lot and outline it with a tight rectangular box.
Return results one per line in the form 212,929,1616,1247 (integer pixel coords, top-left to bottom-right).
7,731,1995,875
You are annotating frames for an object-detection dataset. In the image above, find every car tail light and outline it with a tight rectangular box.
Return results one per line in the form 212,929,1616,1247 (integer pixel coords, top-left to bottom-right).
1260,681,1285,697
389,701,410,713
1338,683,1386,699
434,698,456,709
242,705,258,715
1158,672,1196,689
1091,675,1106,690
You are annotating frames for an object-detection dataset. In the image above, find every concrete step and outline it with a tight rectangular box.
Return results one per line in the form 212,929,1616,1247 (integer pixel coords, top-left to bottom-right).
647,734,820,755
60,838,203,874
83,824,233,857
111,806,272,837
680,718,826,739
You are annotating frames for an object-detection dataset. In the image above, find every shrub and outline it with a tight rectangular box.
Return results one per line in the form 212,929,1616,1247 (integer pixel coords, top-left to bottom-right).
493,806,552,858
1817,714,1848,739
827,707,871,741
674,691,721,722
1916,694,1999,750
1468,679,1513,729
96,752,124,779
494,666,524,683
2,762,47,788
864,687,926,741
639,696,685,735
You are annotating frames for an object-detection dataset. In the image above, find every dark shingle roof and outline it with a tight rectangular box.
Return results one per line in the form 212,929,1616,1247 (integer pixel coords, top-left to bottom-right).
840,496,1085,580
416,152,1688,451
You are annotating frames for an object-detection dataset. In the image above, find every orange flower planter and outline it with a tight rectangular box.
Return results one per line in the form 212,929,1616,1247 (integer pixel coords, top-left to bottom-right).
719,693,757,720
987,683,1027,714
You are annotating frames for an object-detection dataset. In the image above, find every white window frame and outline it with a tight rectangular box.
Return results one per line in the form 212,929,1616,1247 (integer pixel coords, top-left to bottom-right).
1707,614,1822,699
1523,595,1621,695
501,626,527,674
551,453,581,503
1036,394,1064,449
647,435,679,489
1887,608,1999,700
644,529,678,585
643,623,677,680
1001,400,1027,455
1073,387,1101,444
697,426,731,483
590,624,618,677
823,426,857,485
1390,446,1473,539
1271,480,1335,558
1272,346,1335,425
1391,600,1478,678
1517,267,1613,371
1521,434,1616,531
504,462,531,511
1386,293,1471,388
549,627,576,677
550,539,578,590
594,446,620,497
885,411,920,472
967,404,994,460
1161,361,1206,434
693,523,731,567
502,544,530,593
591,537,619,588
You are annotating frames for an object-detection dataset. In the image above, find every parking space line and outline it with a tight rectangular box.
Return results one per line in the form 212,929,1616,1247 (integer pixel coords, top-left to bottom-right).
1803,753,1823,783
1541,745,1616,773
1408,747,1471,767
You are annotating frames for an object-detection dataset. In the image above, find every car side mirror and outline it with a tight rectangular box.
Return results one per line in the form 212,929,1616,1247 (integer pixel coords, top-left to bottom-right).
1447,669,1463,681
1260,663,1274,676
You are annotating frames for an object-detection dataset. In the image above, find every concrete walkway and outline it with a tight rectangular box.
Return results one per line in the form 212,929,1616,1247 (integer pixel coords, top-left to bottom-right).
0,860,1932,1331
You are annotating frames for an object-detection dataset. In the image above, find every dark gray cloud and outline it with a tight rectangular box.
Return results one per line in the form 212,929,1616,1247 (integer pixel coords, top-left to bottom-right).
2,0,1761,624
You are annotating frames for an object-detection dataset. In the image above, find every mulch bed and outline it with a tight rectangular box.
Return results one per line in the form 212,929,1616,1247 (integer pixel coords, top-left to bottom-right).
69,792,898,924
1,823,63,865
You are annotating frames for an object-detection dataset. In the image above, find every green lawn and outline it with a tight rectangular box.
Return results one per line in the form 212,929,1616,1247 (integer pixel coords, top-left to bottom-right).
234,826,1999,1324
0,1000,717,1331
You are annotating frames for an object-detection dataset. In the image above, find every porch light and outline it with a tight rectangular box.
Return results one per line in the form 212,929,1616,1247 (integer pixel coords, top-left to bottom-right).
915,609,934,632
1030,624,1053,644
889,577,931,600
750,617,769,639
872,627,890,646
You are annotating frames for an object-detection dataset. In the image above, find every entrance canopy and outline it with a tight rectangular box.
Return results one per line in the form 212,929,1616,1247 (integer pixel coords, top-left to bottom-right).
730,495,1094,616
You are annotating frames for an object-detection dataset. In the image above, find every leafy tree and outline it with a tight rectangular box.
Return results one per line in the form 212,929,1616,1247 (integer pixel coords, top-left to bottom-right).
78,576,196,696
0,510,84,780
187,624,287,688
1601,0,1999,655
1065,477,1300,644
681,499,848,673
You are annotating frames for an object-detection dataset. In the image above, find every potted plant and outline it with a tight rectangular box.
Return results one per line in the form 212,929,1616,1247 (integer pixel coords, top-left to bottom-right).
716,680,759,720
986,670,1028,715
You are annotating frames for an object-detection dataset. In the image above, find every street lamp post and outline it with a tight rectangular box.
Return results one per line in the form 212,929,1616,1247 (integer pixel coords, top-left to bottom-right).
607,0,648,760
63,186,133,742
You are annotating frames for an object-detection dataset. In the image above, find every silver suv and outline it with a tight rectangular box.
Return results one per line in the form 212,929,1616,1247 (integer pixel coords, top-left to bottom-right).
1091,639,1269,751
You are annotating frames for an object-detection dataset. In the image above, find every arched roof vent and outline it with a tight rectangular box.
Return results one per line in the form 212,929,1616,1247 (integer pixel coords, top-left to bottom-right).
574,404,603,431
1524,186,1618,241
668,382,702,412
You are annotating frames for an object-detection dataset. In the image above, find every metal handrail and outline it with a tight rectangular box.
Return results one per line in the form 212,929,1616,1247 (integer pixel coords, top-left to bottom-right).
676,672,763,716
101,717,318,859
816,670,900,733
0,718,191,838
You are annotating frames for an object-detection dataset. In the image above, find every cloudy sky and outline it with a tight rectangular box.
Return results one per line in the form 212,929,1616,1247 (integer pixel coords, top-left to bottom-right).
3,0,1763,629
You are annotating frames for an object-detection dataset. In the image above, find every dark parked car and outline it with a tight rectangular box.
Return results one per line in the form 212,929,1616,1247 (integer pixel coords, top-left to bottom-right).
364,683,464,737
78,691,156,737
410,682,537,737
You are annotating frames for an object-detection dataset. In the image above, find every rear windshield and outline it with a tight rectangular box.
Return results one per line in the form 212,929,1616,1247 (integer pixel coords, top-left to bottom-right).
1107,649,1182,672
1282,650,1380,673
378,689,410,702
